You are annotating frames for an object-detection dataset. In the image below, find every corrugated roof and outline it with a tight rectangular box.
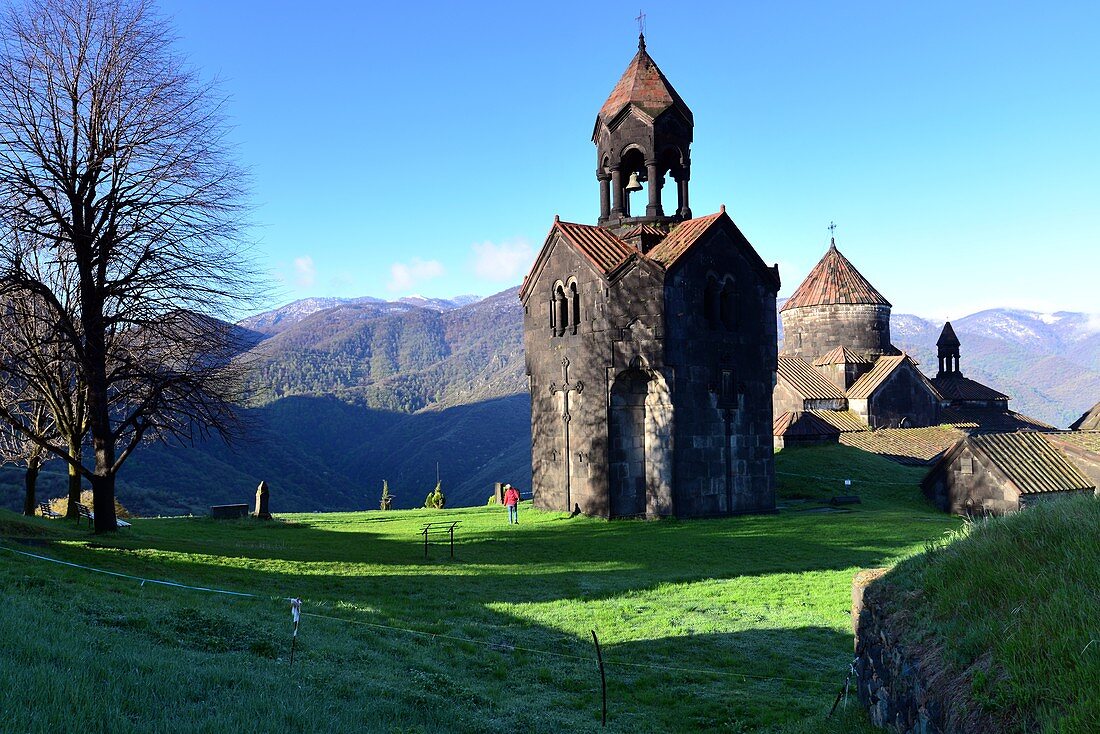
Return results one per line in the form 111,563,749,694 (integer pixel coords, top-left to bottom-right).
841,426,964,465
646,212,723,268
937,322,960,348
846,355,904,399
1070,402,1100,431
776,356,846,400
621,224,667,238
931,374,1009,402
781,239,891,312
970,432,1094,494
598,37,692,122
773,411,841,437
813,346,873,366
812,410,869,432
555,220,635,275
938,407,1055,433
1046,430,1100,454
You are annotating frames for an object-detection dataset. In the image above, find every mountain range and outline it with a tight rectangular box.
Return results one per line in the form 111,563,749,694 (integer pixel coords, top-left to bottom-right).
2,289,1096,517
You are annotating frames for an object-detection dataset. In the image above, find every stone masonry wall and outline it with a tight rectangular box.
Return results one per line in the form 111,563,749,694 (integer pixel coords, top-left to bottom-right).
853,570,947,733
780,303,893,360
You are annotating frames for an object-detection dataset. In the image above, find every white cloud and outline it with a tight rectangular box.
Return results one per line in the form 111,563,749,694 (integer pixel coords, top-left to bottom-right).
1086,313,1100,334
389,258,444,291
293,256,316,288
471,238,534,282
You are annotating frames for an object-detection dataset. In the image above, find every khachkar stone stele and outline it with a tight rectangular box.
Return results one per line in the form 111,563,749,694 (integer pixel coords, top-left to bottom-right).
548,357,582,513
254,480,272,520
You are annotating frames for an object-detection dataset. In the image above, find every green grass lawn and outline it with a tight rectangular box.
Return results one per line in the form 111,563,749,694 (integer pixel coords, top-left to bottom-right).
0,445,958,733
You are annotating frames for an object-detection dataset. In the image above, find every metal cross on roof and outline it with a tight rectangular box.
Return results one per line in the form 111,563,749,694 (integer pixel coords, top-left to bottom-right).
636,9,646,36
828,221,837,235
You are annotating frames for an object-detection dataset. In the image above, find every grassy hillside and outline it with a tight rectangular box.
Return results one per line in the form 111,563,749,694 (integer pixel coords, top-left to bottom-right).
0,446,956,733
877,496,1100,732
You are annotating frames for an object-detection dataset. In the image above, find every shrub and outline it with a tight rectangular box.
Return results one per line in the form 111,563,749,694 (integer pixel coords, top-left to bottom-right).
423,481,445,509
47,490,132,519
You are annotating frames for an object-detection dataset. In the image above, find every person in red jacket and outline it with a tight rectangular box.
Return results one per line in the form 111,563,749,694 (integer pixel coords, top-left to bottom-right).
503,483,520,524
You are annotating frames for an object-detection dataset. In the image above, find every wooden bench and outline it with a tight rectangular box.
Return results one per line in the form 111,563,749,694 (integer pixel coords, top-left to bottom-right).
76,503,131,528
37,501,62,519
420,521,460,558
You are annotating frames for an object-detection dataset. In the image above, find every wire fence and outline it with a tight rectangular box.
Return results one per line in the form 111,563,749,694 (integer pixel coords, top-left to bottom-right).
0,539,848,698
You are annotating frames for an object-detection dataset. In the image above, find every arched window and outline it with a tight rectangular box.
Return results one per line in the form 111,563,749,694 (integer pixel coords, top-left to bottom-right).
720,279,736,330
551,283,569,336
569,281,580,334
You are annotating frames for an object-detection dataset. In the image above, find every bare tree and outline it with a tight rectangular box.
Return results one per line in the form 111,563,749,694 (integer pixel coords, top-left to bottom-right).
0,0,259,531
0,385,56,516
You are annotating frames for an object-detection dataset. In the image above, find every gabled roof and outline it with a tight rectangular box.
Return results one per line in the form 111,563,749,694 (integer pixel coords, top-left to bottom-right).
621,224,668,239
813,409,869,432
938,407,1056,433
813,346,874,366
647,212,722,267
1070,402,1100,431
519,218,636,300
776,355,846,400
647,209,781,290
967,432,1093,494
598,36,692,123
931,374,1009,402
847,355,940,400
780,239,891,312
1047,430,1100,454
937,321,960,348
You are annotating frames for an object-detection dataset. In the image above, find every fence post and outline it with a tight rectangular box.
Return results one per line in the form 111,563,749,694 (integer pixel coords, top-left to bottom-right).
591,630,607,727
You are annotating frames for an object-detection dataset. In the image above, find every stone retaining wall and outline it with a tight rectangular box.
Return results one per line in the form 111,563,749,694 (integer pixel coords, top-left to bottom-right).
852,569,946,733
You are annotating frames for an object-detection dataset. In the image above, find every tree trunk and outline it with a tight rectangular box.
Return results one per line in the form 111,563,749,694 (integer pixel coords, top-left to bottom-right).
91,452,117,533
66,435,82,519
22,454,41,516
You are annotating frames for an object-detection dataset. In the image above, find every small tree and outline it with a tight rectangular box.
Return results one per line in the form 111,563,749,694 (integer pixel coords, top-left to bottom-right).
379,480,392,511
423,480,445,510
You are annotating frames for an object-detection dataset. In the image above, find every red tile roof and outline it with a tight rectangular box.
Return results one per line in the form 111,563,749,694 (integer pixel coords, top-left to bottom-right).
621,224,667,238
646,212,722,267
776,356,846,400
599,38,691,122
931,374,1009,402
780,239,890,312
554,220,635,275
813,346,873,366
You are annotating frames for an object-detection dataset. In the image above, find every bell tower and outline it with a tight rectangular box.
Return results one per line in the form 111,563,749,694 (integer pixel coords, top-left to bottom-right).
594,34,693,233
937,321,961,376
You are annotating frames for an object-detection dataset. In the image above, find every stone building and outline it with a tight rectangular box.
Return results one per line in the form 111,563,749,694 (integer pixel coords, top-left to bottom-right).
774,239,939,430
930,322,1054,433
921,432,1095,516
519,35,781,519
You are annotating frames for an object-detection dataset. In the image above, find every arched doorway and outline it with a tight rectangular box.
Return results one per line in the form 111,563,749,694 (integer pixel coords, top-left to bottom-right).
608,366,673,518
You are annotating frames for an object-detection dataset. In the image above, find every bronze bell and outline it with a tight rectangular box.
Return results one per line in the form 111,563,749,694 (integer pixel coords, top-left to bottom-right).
624,171,643,193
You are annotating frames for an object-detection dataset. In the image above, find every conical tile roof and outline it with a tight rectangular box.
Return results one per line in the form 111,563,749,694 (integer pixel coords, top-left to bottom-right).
599,36,692,122
780,239,890,312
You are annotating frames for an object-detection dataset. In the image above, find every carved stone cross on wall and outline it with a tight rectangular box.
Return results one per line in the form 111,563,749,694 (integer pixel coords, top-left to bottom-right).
549,356,583,511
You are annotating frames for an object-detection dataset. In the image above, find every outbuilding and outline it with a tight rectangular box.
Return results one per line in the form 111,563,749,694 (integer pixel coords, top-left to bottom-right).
921,432,1096,516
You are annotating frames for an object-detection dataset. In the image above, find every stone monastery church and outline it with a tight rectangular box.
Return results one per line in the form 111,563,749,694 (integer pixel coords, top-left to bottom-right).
519,34,1053,520
774,240,1052,443
519,35,781,519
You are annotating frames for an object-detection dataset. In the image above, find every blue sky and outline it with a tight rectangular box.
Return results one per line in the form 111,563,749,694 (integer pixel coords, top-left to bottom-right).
160,1,1099,321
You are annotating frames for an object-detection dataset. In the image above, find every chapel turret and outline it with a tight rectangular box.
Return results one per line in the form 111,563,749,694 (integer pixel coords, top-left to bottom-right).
593,34,693,233
936,321,961,376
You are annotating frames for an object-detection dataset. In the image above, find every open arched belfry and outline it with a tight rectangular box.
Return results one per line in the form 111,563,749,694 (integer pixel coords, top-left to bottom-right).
519,35,781,519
